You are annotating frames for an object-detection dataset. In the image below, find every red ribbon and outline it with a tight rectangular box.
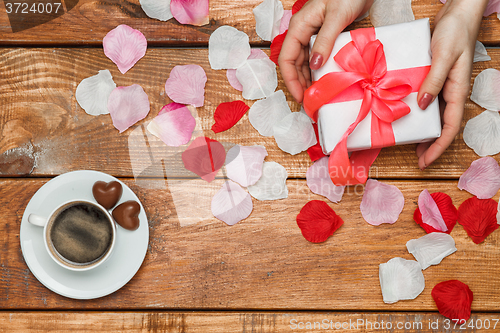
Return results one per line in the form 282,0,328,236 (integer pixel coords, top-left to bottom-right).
303,28,430,186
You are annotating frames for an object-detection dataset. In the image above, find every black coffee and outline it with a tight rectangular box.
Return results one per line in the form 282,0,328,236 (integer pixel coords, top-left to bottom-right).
50,203,113,264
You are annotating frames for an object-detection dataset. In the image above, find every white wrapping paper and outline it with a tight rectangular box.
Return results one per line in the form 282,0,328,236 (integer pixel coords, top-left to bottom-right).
310,19,441,154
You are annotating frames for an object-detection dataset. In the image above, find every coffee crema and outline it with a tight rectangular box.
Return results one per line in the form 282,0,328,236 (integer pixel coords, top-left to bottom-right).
49,203,113,264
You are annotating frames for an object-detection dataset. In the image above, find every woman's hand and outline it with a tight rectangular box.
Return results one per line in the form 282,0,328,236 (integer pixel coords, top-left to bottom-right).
278,0,373,104
416,0,488,170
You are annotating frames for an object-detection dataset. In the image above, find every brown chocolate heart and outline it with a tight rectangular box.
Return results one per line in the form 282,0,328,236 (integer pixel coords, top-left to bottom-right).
112,201,141,231
92,181,123,210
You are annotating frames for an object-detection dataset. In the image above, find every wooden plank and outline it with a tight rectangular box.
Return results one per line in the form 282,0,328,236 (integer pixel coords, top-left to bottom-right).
1,0,500,45
1,178,499,310
1,311,499,332
1,47,499,179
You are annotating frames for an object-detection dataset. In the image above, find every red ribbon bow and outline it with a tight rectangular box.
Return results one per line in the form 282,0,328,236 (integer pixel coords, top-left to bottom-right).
304,28,429,186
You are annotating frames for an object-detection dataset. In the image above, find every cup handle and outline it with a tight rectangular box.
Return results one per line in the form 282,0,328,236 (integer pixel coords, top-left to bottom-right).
28,214,47,227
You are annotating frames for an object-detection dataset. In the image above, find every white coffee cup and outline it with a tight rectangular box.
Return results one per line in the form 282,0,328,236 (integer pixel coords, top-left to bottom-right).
28,199,116,271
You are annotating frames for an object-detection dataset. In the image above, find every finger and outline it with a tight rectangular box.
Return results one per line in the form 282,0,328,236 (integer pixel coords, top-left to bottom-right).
416,141,432,158
417,46,459,110
279,11,323,103
417,101,463,170
309,2,369,70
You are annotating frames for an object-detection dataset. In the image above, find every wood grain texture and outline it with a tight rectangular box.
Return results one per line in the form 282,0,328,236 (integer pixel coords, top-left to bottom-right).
0,47,499,179
1,178,499,310
1,311,499,332
0,0,499,46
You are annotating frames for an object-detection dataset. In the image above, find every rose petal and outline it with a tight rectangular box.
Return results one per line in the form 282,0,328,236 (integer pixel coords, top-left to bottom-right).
211,100,250,133
273,112,317,155
226,49,268,91
296,200,344,243
432,280,474,321
292,0,308,14
225,145,268,187
463,110,500,157
236,58,278,100
254,0,284,41
497,200,500,225
474,41,491,63
158,102,185,115
360,179,405,226
76,70,116,116
147,104,196,146
247,161,288,200
458,196,498,244
248,90,291,136
370,0,414,27
279,10,292,34
170,0,209,26
211,180,253,225
139,0,173,21
418,189,449,232
484,0,500,16
165,64,207,107
406,233,457,270
182,137,226,182
307,123,326,162
379,257,425,304
103,25,147,74
108,84,150,133
470,69,500,111
458,157,500,199
209,26,251,70
414,192,458,234
306,156,345,203
269,30,286,65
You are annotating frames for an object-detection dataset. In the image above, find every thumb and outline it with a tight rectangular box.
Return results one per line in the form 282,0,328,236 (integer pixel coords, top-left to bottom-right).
309,1,373,70
417,47,457,110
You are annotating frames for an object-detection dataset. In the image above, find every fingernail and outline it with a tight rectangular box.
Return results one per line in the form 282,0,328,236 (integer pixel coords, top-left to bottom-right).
309,53,323,70
418,93,434,110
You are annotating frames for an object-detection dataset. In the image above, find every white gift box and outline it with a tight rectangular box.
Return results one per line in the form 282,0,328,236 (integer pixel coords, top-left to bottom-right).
310,19,441,154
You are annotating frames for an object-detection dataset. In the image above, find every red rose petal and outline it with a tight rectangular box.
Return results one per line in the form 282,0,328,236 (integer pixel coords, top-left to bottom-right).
292,0,309,14
457,196,498,244
211,100,250,133
296,200,344,243
432,280,473,321
270,30,287,65
307,123,326,162
182,137,226,182
414,192,457,234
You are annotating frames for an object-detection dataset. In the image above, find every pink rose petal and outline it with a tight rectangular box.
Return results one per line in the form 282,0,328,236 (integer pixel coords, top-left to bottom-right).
165,65,207,107
226,49,268,91
279,10,292,35
211,181,253,225
418,189,448,232
103,25,147,74
170,0,209,26
182,137,226,182
306,156,345,203
158,102,185,115
225,145,268,187
458,157,500,199
360,179,405,226
147,104,196,147
108,84,150,133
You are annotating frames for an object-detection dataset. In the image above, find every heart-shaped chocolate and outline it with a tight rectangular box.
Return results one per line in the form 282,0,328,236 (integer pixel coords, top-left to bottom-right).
112,201,141,231
92,181,123,210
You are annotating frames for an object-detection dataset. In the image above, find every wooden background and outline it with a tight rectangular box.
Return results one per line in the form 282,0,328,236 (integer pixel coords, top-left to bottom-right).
1,0,499,331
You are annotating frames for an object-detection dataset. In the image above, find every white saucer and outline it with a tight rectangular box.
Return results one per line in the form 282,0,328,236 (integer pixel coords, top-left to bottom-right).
20,170,149,299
